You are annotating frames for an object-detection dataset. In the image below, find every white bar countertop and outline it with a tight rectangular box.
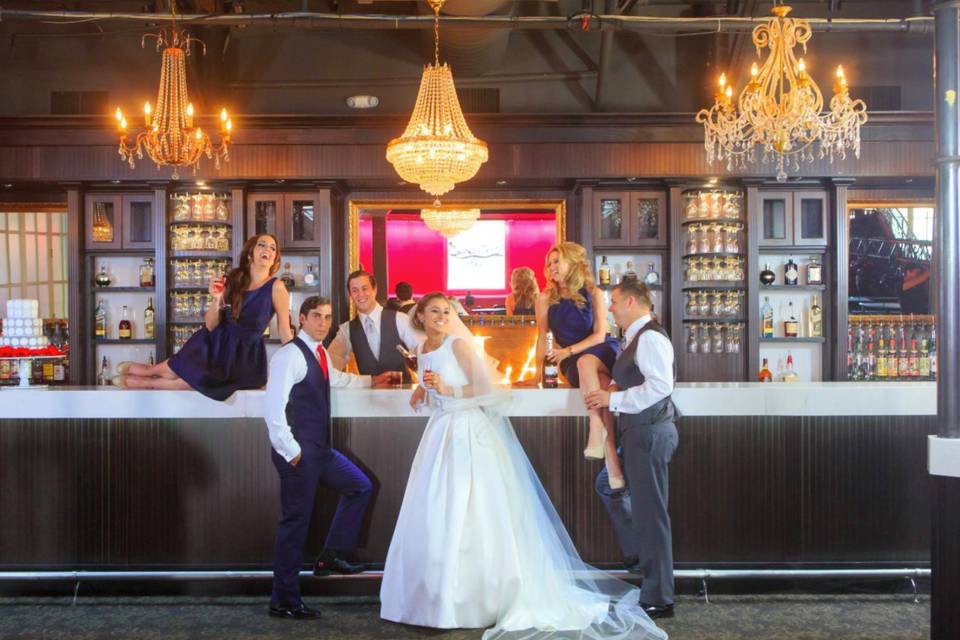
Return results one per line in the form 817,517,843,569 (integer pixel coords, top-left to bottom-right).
0,382,936,419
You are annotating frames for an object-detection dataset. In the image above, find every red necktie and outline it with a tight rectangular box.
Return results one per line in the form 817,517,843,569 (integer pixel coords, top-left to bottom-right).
315,344,329,381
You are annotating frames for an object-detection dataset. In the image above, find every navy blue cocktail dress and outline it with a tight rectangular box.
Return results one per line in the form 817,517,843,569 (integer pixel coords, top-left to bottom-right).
168,277,277,401
547,287,621,387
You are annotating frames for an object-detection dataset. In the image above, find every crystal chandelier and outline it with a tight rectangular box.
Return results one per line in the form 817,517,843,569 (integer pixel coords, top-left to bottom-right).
420,207,480,238
695,2,868,182
114,5,232,180
386,0,489,198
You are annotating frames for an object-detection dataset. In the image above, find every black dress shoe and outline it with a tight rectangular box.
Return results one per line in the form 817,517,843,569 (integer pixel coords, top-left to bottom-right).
269,603,322,620
313,556,366,576
641,602,674,619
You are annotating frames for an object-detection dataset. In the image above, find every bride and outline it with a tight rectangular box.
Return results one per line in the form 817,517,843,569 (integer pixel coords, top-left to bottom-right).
380,292,667,640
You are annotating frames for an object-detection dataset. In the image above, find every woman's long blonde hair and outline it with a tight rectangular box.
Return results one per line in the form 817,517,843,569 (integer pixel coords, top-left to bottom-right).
543,241,594,308
510,267,539,310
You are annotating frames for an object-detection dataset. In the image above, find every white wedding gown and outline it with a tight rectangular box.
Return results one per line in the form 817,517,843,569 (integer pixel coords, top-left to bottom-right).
380,335,667,640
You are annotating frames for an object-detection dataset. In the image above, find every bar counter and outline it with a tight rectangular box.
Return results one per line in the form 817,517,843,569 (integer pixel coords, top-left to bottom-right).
0,383,936,571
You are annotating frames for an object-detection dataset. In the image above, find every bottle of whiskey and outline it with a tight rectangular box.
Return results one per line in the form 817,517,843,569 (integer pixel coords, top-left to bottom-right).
622,260,638,284
280,262,296,289
919,326,931,379
898,323,910,379
118,306,132,340
887,335,898,381
598,256,611,286
876,326,888,379
144,298,155,339
94,299,108,339
806,255,823,285
761,296,774,338
139,257,155,288
758,357,773,382
542,331,559,389
97,356,111,386
783,301,799,338
909,329,920,378
784,257,799,286
808,296,822,337
782,353,800,383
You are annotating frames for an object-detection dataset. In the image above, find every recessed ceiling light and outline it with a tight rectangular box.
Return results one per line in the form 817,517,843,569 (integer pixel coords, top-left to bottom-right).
346,95,380,109
196,180,207,187
707,178,718,185
905,178,914,183
111,180,121,184
2,183,13,188
496,180,508,186
275,179,286,184
626,177,638,182
396,180,407,186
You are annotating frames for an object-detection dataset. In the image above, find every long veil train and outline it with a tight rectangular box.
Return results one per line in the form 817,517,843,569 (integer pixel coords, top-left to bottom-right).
441,312,668,640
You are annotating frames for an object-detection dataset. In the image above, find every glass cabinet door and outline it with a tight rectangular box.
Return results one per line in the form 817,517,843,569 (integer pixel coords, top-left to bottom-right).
122,195,154,249
758,194,792,246
794,192,829,246
85,194,122,250
247,194,281,239
593,192,628,246
284,194,322,248
630,192,667,246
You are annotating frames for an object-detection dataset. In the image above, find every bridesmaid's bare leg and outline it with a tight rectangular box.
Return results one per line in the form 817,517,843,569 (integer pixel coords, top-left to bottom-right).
123,359,178,379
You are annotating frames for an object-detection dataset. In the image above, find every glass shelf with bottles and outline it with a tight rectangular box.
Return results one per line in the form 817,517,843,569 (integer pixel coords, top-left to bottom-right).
596,255,662,289
684,322,744,355
759,255,824,289
682,189,743,223
847,314,936,381
759,294,823,341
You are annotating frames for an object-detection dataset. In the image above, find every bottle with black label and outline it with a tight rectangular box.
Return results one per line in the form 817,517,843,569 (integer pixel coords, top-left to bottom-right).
542,331,559,388
784,257,799,286
94,299,108,339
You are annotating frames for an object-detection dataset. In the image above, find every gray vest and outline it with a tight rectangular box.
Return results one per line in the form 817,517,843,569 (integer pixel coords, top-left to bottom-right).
349,307,410,382
612,320,678,428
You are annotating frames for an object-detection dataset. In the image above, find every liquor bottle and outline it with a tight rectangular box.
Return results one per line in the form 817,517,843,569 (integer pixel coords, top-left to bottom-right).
919,327,931,379
898,324,910,379
303,263,318,286
542,331,559,389
846,323,854,377
643,262,660,286
758,357,773,382
782,353,800,383
42,357,54,383
783,301,799,338
887,335,898,381
53,355,65,383
761,296,774,338
144,298,155,339
280,262,296,289
929,324,938,380
808,296,823,338
598,256,610,286
94,299,108,338
806,256,823,285
622,260,638,284
864,329,875,380
118,305,132,340
909,329,920,378
784,257,799,286
139,257,155,288
148,353,155,366
760,263,776,286
94,264,112,287
876,329,888,379
97,356,111,386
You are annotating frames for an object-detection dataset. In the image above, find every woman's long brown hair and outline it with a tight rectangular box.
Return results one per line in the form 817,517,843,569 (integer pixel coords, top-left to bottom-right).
510,266,539,311
224,234,281,320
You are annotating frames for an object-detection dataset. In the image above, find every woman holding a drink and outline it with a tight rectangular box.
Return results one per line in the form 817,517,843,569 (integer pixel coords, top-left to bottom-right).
115,234,294,399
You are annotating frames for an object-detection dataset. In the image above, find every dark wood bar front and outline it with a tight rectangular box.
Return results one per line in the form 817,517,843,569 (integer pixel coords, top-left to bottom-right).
0,394,934,570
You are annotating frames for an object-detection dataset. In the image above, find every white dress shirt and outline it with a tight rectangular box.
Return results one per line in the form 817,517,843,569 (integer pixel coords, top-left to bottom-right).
329,303,424,369
609,314,675,415
264,330,371,462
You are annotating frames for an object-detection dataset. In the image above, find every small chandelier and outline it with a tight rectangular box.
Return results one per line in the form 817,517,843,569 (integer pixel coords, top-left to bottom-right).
420,207,480,238
386,0,488,198
695,2,868,182
114,5,232,180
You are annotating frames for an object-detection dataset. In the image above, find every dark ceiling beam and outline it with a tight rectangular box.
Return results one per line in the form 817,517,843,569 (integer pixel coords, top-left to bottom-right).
0,9,935,33
525,31,596,112
594,0,617,111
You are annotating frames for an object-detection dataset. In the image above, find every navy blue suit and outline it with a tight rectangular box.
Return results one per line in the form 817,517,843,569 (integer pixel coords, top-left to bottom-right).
270,337,373,608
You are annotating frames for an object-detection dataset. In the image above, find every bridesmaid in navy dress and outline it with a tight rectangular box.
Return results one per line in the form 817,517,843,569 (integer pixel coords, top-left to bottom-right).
535,241,625,489
116,234,294,399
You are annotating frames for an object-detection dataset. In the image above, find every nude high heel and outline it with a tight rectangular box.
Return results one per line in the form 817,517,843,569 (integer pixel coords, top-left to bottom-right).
116,361,134,375
608,473,626,491
583,427,608,460
112,375,128,389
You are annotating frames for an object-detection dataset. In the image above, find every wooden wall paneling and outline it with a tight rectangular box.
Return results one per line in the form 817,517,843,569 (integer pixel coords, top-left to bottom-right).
746,184,762,381
832,180,851,381
66,185,84,384
799,415,936,562
152,185,168,362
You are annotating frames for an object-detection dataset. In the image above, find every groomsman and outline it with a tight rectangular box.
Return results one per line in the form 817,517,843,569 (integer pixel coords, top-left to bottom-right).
328,270,423,382
585,280,679,619
264,296,395,620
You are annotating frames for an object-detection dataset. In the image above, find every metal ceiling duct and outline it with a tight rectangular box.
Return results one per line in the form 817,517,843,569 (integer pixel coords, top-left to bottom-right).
422,0,513,77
